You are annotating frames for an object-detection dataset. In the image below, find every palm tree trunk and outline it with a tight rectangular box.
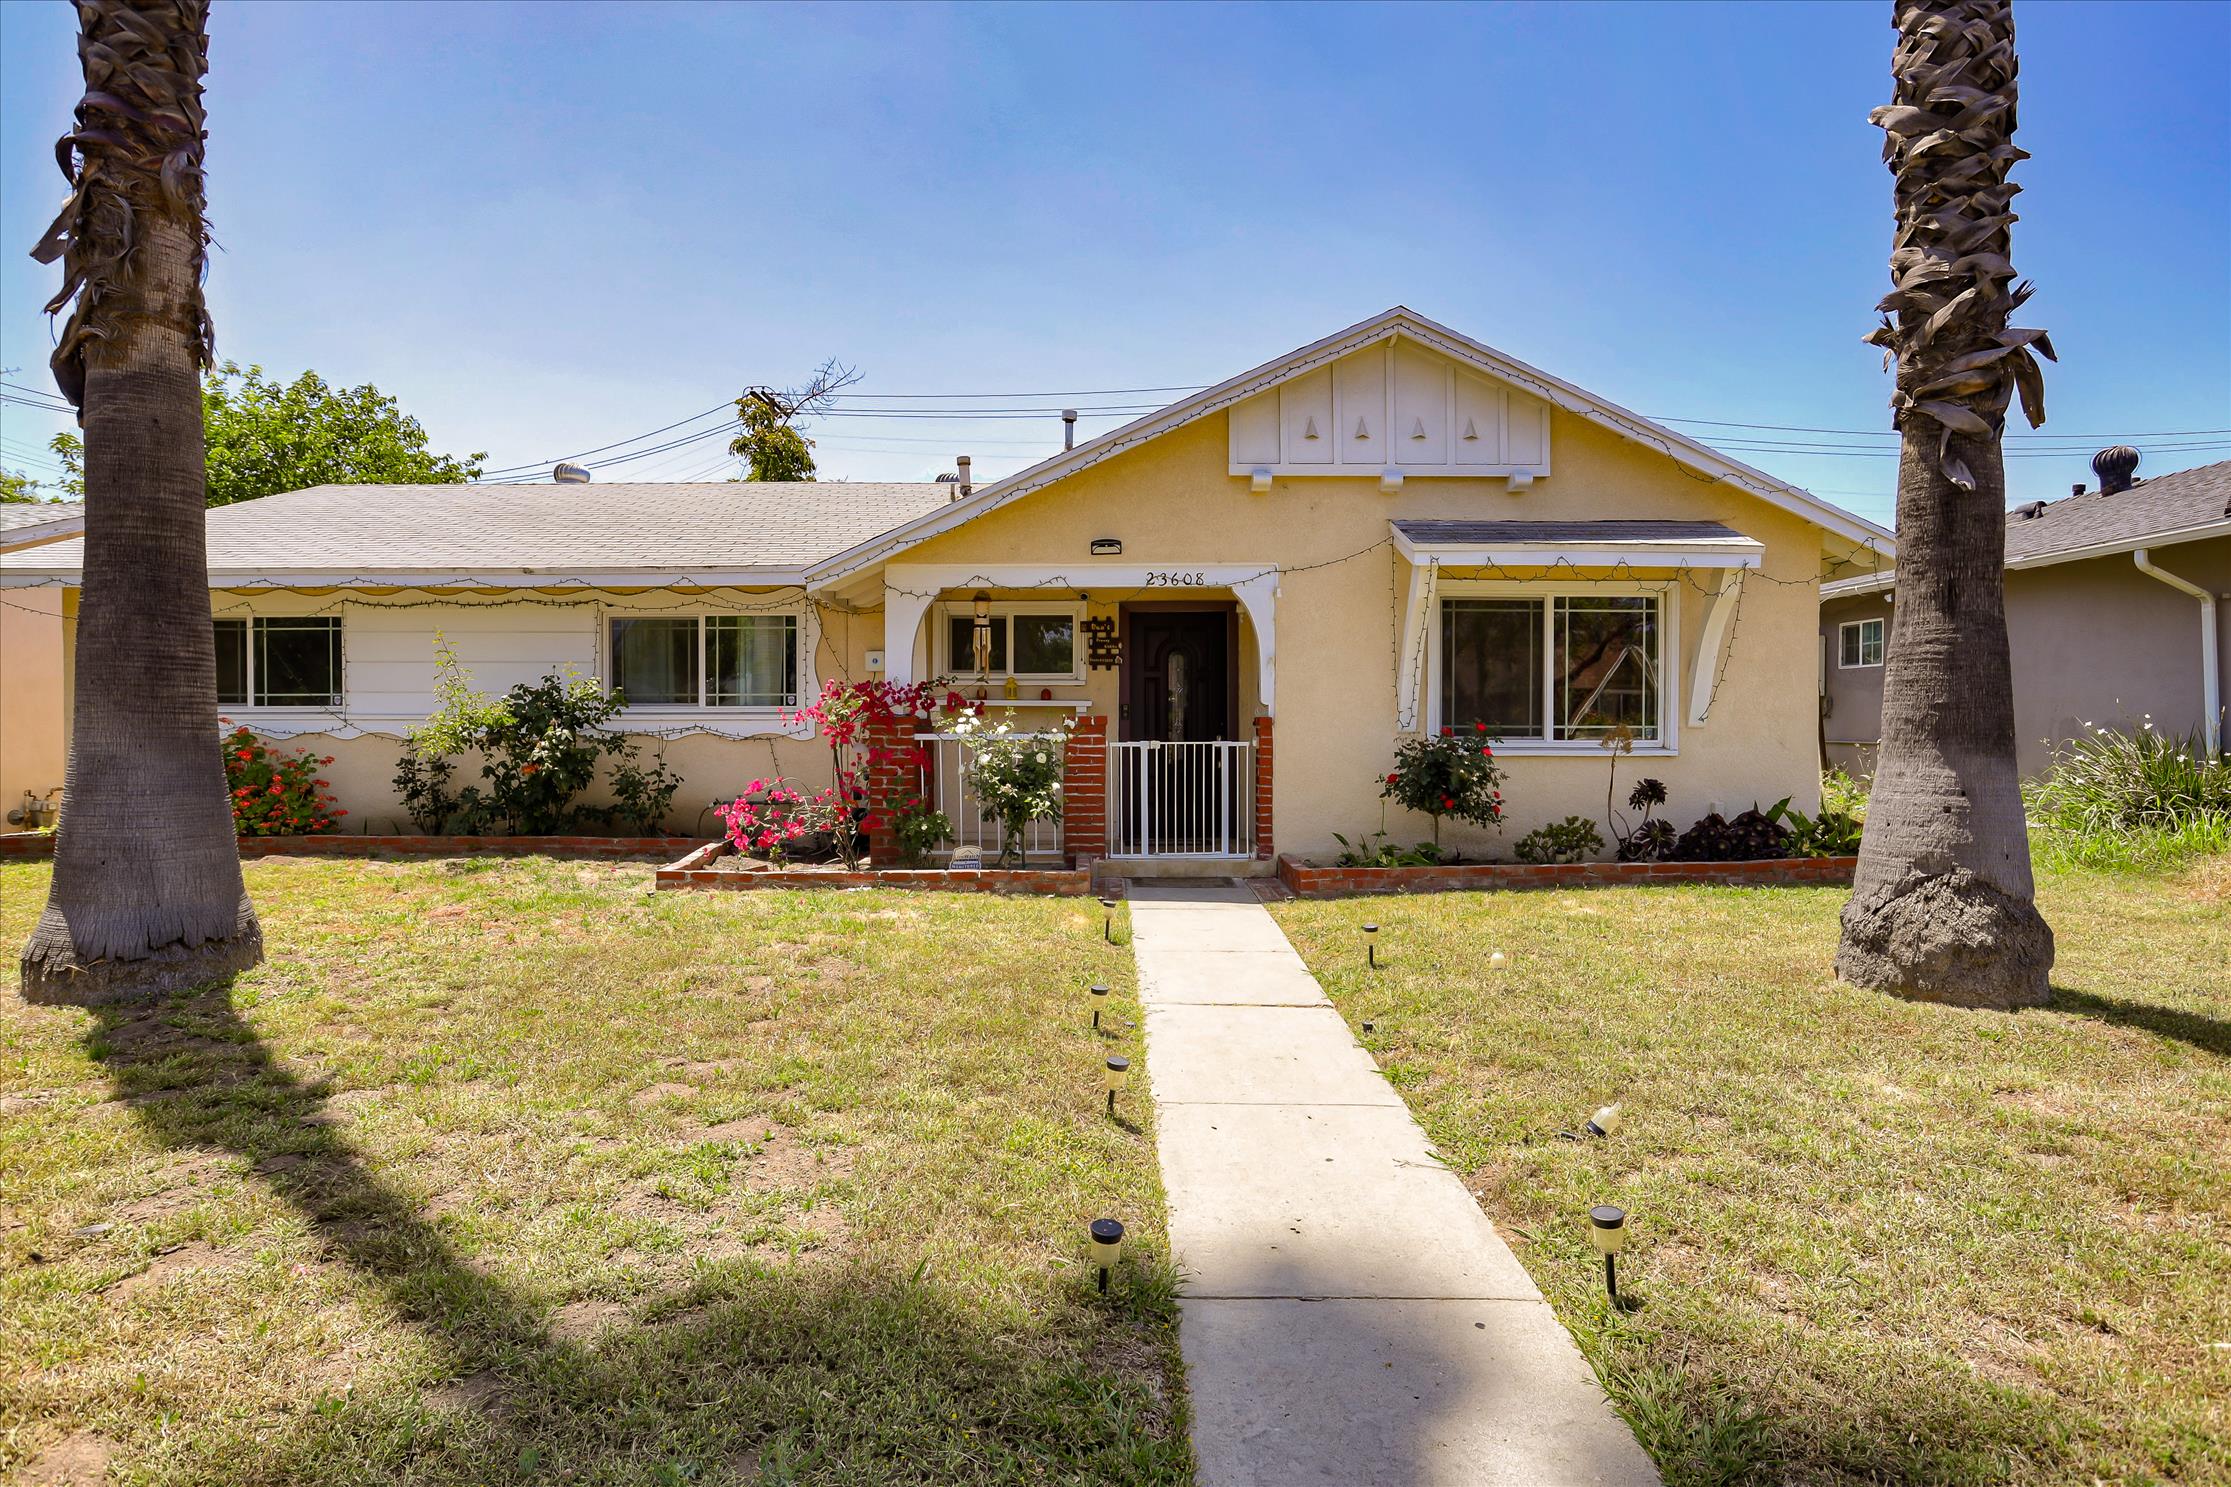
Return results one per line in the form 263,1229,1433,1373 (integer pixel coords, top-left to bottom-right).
19,0,261,1003
1836,0,2053,1008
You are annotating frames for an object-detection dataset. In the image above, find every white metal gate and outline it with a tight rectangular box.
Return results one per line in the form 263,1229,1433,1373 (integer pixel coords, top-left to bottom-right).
914,732,1065,861
1107,740,1254,858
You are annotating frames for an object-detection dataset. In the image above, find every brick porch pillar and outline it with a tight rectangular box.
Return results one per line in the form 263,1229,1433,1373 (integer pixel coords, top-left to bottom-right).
862,714,920,866
1063,715,1108,865
1252,715,1274,859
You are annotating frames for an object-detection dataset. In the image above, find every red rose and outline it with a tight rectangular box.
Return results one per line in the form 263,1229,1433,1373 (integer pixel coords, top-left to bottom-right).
1474,721,1486,733
1385,772,1400,784
1440,726,1453,737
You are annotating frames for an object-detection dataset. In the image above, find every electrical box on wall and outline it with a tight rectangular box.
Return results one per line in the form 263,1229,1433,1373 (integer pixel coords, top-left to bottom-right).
865,649,884,672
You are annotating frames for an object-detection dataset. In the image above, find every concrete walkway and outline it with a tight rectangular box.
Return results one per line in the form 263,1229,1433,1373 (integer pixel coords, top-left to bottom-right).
1128,881,1658,1487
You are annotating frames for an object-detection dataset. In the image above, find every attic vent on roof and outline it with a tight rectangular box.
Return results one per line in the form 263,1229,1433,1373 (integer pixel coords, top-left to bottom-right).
2092,445,2139,495
2013,500,2047,520
553,462,591,483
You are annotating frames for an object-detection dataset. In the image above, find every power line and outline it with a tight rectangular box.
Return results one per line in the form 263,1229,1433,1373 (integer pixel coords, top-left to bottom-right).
1652,413,2231,440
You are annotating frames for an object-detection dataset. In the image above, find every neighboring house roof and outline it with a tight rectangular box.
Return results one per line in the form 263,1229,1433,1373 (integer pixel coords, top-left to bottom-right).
0,502,86,552
1823,459,2231,598
0,483,951,585
806,306,1896,585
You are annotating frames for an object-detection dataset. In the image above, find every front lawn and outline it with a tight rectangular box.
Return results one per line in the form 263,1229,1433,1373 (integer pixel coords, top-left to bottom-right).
0,858,1180,1486
1273,857,2230,1487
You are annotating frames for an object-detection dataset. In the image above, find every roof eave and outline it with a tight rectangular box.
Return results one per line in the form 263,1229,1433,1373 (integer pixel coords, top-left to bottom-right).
1821,515,2231,596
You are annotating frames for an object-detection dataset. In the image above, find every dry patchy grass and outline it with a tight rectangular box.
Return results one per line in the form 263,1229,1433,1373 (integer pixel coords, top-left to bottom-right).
1,857,1181,1486
1273,857,2231,1487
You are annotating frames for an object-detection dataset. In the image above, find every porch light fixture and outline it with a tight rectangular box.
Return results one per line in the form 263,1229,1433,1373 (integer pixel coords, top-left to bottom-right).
1585,1103,1623,1139
1363,922,1380,969
1089,982,1110,1029
1089,1217,1125,1293
1103,1055,1130,1114
971,591,993,678
1589,1204,1637,1311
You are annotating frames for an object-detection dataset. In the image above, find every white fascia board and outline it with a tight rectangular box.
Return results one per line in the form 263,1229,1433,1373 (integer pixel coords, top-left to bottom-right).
1821,516,2231,598
808,306,1894,587
1391,528,1763,570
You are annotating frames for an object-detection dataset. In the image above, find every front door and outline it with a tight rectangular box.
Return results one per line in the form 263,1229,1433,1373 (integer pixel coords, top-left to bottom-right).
1126,609,1233,744
1117,608,1242,854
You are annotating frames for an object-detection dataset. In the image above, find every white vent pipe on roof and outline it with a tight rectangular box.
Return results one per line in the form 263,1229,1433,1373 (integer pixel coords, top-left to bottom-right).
1063,409,1078,450
2133,548,2220,758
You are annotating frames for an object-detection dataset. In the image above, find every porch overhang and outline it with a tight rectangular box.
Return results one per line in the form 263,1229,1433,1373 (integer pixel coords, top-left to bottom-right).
877,561,1281,713
1389,519,1764,570
1390,519,1763,735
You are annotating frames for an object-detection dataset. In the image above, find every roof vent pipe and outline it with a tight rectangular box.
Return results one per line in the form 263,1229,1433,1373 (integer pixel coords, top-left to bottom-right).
553,462,591,483
956,455,972,499
2071,483,2085,498
1062,409,1078,451
2093,446,2139,495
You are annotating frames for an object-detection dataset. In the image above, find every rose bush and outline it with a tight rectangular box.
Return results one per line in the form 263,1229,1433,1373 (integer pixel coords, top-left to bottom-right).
1381,724,1506,849
223,723,344,836
946,707,1068,868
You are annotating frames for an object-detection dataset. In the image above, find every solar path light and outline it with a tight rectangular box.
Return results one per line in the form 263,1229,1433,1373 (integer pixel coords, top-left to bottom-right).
1590,1204,1635,1311
1585,1103,1622,1138
1103,1055,1130,1115
1089,1217,1125,1293
1363,922,1380,969
1089,982,1111,1029
1100,896,1118,943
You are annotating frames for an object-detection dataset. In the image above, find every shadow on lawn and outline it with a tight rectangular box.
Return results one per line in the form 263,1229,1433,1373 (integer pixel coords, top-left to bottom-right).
2046,985,2231,1057
64,981,1186,1482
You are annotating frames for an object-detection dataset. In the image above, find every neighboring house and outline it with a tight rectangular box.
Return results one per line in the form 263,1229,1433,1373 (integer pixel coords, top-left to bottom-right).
0,501,84,826
1,309,1892,865
1821,454,2229,777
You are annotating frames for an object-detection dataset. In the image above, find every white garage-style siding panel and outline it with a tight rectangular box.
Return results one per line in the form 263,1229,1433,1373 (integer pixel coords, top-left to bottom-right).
343,602,599,723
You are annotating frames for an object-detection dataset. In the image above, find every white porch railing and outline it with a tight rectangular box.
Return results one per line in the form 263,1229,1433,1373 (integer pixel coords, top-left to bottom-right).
913,732,1066,862
1107,740,1255,858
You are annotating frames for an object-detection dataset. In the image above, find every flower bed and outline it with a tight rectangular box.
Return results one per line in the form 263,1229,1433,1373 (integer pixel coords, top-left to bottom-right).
0,833,705,861
1276,852,1858,897
655,840,1091,895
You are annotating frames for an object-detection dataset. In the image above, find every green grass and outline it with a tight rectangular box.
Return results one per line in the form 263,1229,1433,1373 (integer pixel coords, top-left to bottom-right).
1271,856,2231,1487
0,858,1182,1486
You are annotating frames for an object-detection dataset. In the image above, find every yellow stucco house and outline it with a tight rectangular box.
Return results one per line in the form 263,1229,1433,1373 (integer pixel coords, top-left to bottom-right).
0,500,83,830
0,309,1893,867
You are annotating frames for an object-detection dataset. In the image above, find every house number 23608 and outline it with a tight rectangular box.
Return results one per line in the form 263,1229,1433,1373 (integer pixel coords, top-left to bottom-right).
1145,571,1205,587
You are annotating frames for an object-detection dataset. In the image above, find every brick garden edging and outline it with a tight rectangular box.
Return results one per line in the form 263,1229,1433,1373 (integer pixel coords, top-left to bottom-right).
0,833,706,861
655,840,1093,894
1275,853,1858,897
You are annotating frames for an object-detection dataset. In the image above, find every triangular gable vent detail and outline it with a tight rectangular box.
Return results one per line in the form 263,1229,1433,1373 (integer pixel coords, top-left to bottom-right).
1354,418,1370,439
1302,417,1319,440
1410,418,1428,440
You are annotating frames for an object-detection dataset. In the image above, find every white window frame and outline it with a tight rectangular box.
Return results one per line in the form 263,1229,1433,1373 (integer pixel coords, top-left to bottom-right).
1424,579,1680,754
1838,617,1884,669
604,610,805,718
214,614,345,712
934,600,1086,684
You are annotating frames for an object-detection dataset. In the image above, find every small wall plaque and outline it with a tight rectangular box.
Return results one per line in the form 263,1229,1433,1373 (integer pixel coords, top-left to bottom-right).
1084,616,1122,672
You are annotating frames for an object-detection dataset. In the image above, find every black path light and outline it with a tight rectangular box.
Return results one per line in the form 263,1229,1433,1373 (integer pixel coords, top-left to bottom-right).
1089,1217,1125,1293
1100,896,1119,943
1363,922,1380,969
1089,982,1111,1029
1103,1055,1130,1114
1590,1204,1638,1311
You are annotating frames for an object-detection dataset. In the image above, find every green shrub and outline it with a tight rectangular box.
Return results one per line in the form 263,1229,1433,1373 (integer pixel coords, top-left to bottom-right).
1515,816,1604,865
2026,723,2229,833
224,725,343,836
1331,830,1449,867
394,637,681,836
1383,727,1506,848
1820,766,1870,821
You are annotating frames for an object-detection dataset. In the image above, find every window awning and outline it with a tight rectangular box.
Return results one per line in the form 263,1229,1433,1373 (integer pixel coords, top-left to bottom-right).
1391,519,1763,569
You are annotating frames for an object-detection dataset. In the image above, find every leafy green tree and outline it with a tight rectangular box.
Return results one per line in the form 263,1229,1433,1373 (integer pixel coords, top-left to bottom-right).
1,467,44,502
49,361,484,506
728,361,857,482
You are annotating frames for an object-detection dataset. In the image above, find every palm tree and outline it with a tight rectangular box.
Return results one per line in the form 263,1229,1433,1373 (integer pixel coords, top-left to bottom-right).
19,0,262,1001
1836,0,2054,1008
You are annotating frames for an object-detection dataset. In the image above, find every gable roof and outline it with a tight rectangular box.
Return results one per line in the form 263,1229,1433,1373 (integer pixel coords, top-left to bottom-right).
1822,459,2231,598
806,307,1895,585
0,482,951,585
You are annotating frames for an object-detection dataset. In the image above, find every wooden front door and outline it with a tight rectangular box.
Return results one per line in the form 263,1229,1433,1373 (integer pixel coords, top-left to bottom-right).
1124,608,1235,743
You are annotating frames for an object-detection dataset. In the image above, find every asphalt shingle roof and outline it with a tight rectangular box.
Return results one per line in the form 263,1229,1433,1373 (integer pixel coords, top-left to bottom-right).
2004,460,2231,563
0,483,952,577
0,501,85,543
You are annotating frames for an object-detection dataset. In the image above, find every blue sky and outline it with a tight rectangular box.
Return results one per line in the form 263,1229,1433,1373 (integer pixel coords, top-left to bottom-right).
2,0,2225,523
